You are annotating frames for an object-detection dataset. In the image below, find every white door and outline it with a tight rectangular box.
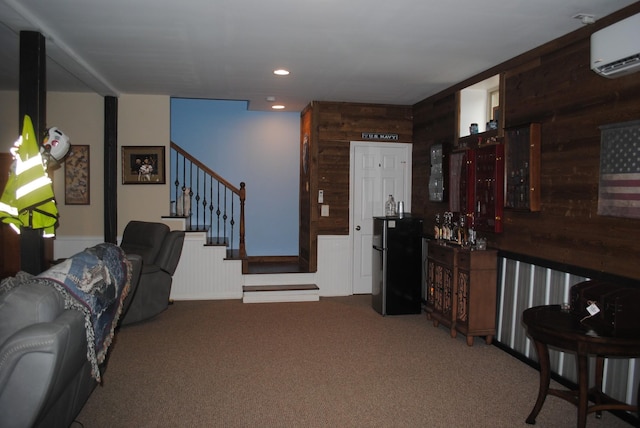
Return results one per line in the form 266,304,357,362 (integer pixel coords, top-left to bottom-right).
351,142,412,294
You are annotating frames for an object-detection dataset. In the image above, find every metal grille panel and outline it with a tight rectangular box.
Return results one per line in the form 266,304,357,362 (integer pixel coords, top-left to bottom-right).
497,256,639,407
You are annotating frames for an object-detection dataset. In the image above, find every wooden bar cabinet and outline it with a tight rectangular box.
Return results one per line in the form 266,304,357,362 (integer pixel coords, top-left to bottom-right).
425,240,498,346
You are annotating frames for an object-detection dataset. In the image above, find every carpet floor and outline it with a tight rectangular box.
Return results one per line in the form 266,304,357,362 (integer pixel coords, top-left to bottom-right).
75,295,633,427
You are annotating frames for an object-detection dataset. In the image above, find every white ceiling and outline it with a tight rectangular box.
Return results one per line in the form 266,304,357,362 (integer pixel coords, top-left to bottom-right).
0,0,636,112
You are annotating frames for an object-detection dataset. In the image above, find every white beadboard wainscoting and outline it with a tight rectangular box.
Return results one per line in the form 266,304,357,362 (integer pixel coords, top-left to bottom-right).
316,235,351,297
54,236,104,259
497,256,639,412
171,234,352,300
171,231,244,300
53,233,353,300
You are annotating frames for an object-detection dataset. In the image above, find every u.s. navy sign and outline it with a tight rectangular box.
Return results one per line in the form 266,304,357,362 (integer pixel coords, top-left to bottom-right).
361,132,399,141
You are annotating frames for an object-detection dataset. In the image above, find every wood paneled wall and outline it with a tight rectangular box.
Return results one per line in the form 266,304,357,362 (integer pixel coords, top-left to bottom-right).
412,94,457,218
299,106,314,271
314,102,413,233
412,3,640,280
299,101,413,271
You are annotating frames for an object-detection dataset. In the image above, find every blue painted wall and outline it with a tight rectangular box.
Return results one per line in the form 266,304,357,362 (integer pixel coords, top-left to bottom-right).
170,98,300,256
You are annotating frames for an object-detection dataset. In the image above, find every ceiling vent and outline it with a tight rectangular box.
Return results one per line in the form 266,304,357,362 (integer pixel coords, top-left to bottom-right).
590,13,640,78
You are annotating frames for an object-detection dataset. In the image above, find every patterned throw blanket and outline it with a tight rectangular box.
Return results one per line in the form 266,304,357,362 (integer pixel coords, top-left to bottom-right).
37,243,132,382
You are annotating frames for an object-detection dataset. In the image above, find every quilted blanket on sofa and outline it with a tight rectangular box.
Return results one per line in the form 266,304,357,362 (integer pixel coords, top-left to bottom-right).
37,243,132,382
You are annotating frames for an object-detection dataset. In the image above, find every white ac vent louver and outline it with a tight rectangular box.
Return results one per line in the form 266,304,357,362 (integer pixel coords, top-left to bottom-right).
591,13,640,78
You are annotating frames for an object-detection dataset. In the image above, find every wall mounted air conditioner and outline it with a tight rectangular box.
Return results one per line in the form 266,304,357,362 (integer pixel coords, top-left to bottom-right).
590,12,640,78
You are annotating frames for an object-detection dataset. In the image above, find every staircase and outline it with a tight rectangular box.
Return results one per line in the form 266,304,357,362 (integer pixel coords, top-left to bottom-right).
169,143,319,303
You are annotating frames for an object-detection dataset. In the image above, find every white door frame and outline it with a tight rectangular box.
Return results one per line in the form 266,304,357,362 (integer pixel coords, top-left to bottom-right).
349,141,412,294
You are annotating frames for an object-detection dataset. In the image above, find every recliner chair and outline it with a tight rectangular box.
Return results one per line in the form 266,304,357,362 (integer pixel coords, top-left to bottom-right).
119,221,185,325
0,244,139,428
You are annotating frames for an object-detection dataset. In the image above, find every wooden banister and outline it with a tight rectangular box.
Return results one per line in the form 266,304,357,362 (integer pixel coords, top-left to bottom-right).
170,141,246,260
171,142,241,194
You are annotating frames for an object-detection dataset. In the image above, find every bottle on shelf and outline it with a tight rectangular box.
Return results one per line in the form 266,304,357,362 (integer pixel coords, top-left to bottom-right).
385,195,397,216
458,214,466,245
468,213,476,246
443,211,453,240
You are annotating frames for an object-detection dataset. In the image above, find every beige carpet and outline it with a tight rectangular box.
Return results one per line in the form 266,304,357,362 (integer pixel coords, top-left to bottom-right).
76,295,633,427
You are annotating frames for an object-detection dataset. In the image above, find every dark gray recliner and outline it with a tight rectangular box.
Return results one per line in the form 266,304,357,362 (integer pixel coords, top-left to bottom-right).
0,244,140,428
119,221,185,325
0,281,93,428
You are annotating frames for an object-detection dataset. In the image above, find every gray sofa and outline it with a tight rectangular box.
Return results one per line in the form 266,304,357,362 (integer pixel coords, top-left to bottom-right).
0,243,140,428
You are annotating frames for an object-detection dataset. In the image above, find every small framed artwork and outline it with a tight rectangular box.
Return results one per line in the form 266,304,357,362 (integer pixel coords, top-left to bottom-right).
121,146,166,184
65,145,90,205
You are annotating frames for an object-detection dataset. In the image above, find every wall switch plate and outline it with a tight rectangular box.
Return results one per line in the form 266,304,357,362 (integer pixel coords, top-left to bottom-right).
321,204,329,217
318,190,324,203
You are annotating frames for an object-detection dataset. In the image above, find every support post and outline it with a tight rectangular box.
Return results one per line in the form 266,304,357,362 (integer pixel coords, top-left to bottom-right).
104,96,118,243
18,31,47,274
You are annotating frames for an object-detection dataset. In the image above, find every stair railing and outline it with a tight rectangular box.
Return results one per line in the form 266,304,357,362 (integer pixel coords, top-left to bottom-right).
170,141,246,260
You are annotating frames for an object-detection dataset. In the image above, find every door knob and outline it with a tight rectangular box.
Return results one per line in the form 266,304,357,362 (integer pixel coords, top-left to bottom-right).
355,225,361,231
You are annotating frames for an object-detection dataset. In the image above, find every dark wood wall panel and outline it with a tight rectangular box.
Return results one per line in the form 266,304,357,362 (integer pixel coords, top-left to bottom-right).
413,4,640,280
303,101,413,239
411,140,429,216
505,40,640,128
299,106,314,270
412,94,458,226
317,139,350,234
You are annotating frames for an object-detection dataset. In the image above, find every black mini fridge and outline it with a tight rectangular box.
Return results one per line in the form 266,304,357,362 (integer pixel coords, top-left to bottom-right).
372,215,423,315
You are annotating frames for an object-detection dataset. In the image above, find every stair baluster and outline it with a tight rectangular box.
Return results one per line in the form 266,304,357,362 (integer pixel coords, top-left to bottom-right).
170,142,246,260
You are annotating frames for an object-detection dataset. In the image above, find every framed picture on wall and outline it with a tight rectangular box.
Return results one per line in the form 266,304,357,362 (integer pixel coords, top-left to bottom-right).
65,145,90,205
597,120,640,219
121,146,166,184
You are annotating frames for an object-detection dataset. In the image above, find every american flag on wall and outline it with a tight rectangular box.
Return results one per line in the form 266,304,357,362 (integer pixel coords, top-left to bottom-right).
597,120,640,219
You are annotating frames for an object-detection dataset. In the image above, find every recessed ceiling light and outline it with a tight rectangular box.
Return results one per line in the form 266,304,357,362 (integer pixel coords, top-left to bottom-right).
266,96,276,102
272,105,285,110
273,69,290,76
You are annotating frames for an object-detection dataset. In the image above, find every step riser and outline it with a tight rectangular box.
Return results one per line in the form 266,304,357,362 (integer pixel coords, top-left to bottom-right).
242,290,320,303
242,283,319,303
242,272,315,286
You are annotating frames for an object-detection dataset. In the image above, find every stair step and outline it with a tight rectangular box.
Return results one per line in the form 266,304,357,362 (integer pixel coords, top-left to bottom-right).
245,256,305,274
204,236,228,246
243,284,319,292
245,262,305,274
242,284,319,303
184,225,210,232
